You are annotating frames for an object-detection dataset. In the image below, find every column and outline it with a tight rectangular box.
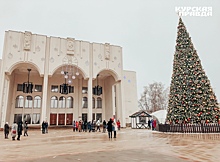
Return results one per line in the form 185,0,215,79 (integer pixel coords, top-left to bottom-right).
41,37,50,124
41,75,48,123
118,81,125,127
87,78,93,122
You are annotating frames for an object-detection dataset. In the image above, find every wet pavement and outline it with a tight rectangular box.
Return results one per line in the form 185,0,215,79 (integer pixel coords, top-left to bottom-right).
0,128,220,162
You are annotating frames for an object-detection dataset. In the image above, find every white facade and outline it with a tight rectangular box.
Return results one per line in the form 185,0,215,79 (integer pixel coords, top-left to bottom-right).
0,30,138,128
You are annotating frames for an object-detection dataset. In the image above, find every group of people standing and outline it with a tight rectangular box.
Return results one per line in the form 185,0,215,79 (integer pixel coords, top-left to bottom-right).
4,121,28,141
72,118,121,139
41,121,48,134
148,119,157,130
107,118,120,138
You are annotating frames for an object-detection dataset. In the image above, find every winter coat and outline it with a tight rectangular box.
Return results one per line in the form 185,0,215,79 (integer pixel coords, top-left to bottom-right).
17,121,23,135
11,123,18,137
107,120,113,132
4,123,9,134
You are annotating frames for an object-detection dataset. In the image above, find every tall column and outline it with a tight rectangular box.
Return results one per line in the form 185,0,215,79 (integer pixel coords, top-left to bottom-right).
41,75,48,123
74,78,80,121
87,78,93,122
0,77,9,128
41,37,50,124
0,32,8,128
118,81,125,127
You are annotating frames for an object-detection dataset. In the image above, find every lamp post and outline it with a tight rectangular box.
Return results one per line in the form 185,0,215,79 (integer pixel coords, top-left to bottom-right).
93,74,102,96
23,69,33,93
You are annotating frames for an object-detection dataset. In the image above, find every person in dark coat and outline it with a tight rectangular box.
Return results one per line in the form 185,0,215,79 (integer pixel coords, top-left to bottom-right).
148,119,151,129
103,120,107,133
45,121,48,133
42,121,46,134
4,122,10,139
107,118,113,138
17,121,23,140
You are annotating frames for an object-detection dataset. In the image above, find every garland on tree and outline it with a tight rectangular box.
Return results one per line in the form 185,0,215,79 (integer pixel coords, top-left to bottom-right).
166,17,219,124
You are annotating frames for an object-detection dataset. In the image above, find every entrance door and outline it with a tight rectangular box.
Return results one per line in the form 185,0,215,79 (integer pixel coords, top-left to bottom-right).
66,113,73,125
58,113,65,125
50,114,57,125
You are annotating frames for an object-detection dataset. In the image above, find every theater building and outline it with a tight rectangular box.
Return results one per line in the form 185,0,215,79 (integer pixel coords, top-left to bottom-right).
0,31,138,128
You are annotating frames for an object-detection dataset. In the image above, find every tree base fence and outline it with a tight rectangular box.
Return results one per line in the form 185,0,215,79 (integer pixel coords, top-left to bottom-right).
158,123,220,133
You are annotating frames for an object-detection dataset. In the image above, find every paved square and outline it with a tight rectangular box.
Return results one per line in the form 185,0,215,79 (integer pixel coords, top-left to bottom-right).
1,128,220,162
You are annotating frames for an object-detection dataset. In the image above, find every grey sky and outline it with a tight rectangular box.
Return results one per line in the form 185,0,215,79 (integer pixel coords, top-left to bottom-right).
0,0,219,101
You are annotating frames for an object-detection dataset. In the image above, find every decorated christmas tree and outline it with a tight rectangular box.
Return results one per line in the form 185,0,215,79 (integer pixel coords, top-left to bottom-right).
166,17,219,124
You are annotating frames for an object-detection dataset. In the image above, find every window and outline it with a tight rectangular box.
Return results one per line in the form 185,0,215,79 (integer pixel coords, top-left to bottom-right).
97,97,102,108
17,84,23,91
15,95,24,108
139,116,146,123
92,97,95,108
34,96,41,108
67,96,73,108
32,113,40,124
14,114,22,123
92,113,95,121
59,96,66,108
69,86,74,93
82,97,88,108
96,113,102,122
82,113,87,122
51,96,58,108
25,96,33,108
82,87,88,94
23,114,31,124
51,85,58,92
35,85,42,92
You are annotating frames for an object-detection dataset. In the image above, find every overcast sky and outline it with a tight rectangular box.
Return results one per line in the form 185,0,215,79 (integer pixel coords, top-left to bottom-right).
0,0,219,101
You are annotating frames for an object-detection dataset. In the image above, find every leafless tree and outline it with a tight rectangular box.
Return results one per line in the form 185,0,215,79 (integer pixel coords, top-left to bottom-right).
139,82,169,113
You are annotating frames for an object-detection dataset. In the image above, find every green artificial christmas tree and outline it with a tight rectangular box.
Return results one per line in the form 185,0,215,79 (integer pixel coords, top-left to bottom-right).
166,17,219,124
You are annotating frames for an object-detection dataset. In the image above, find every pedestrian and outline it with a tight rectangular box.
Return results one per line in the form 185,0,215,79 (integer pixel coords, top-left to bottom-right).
112,120,117,138
45,121,48,133
4,122,10,139
78,120,82,132
11,122,17,141
17,121,23,140
88,121,92,132
116,120,121,131
23,121,28,136
151,119,154,130
84,120,87,132
148,119,151,129
103,120,106,133
96,119,101,132
107,118,113,138
72,120,76,132
153,119,157,131
42,121,46,134
76,121,79,131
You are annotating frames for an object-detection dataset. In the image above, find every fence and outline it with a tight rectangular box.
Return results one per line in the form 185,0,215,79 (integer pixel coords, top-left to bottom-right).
158,123,220,133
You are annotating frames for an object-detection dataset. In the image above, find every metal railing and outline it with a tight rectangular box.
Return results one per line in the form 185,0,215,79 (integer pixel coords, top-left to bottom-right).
158,123,220,133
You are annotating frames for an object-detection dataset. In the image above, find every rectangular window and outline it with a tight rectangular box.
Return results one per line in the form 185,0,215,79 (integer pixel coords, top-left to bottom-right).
96,113,102,122
17,84,23,91
69,86,74,93
32,113,41,124
35,85,42,92
82,113,88,122
92,113,95,121
139,116,146,123
82,87,88,94
14,114,22,123
51,85,58,93
23,114,31,124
